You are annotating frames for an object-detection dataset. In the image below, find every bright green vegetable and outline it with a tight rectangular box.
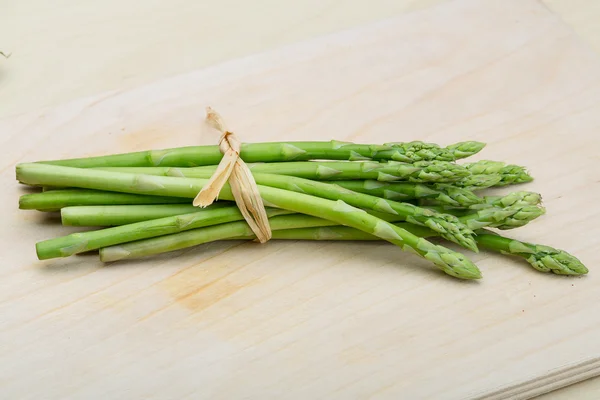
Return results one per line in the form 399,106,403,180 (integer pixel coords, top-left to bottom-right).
98,213,481,280
98,159,471,183
455,174,503,190
446,204,545,230
422,191,542,211
98,215,585,276
334,180,483,207
19,189,191,211
18,163,481,279
463,160,533,186
271,226,587,276
474,230,588,275
61,204,214,226
37,206,292,260
37,140,485,168
91,167,477,251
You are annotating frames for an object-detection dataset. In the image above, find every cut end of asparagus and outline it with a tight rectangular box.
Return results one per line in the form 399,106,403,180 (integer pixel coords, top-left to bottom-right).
99,246,131,262
36,234,89,260
19,194,34,210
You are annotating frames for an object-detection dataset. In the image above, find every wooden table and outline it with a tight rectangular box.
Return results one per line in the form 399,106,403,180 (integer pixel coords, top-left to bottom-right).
2,0,600,398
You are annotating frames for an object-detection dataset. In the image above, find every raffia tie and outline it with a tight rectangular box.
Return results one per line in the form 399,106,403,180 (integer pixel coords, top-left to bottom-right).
193,107,272,243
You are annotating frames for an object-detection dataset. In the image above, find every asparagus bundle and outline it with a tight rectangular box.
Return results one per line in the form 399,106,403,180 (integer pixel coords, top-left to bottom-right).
16,139,586,281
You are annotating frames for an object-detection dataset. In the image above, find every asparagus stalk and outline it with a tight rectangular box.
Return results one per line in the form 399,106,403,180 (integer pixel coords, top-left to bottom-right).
36,206,293,260
61,204,212,226
18,163,481,279
24,181,483,211
91,167,478,251
99,159,471,183
37,140,485,168
19,189,191,211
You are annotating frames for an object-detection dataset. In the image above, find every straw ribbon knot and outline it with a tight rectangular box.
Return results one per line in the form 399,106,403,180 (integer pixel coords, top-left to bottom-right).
193,107,272,243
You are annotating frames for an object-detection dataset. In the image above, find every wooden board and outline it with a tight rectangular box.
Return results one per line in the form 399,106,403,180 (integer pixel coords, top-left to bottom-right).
1,0,600,398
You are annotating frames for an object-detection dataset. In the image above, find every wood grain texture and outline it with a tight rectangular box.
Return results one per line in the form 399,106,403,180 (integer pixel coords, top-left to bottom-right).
1,0,600,398
3,0,599,123
0,0,445,119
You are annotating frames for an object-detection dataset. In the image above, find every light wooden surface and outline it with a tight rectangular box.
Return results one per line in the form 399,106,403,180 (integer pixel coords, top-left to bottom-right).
3,0,600,122
1,0,600,398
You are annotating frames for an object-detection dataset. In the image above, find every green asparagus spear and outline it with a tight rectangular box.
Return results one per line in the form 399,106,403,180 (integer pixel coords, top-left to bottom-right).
98,160,471,183
19,189,191,211
18,163,481,279
247,161,472,183
60,196,542,232
61,204,210,226
37,140,485,168
25,181,483,210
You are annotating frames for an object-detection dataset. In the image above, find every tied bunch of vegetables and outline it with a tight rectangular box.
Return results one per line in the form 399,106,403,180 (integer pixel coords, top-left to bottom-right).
16,135,588,280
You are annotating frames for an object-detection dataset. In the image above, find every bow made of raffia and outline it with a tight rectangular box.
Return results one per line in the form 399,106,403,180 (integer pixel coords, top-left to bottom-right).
193,107,272,243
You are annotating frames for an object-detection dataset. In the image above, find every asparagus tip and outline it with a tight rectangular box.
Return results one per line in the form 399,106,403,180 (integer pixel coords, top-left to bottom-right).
447,141,486,159
419,241,482,279
526,244,588,276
